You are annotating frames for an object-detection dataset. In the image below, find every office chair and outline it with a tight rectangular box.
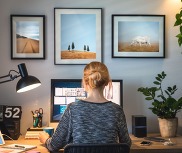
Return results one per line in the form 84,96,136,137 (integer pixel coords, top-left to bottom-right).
64,143,130,153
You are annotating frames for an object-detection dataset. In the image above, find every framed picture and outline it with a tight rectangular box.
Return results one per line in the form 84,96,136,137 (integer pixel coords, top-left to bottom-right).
11,15,45,59
112,15,165,58
54,8,102,65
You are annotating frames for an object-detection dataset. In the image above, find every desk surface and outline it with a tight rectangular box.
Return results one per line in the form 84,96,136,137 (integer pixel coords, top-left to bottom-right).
130,133,182,153
1,134,182,153
1,136,51,153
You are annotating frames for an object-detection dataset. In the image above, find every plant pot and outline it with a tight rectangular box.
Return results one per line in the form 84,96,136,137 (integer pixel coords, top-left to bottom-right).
158,117,178,138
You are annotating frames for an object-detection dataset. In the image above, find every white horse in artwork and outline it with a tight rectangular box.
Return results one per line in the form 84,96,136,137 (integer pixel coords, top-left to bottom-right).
130,36,151,47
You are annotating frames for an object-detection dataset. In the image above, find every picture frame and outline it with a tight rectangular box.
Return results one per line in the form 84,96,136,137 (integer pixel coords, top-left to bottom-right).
11,15,45,59
54,8,102,65
112,15,165,58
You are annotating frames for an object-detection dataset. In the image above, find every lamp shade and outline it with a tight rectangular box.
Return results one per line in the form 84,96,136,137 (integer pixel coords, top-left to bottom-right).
16,75,41,93
16,63,41,93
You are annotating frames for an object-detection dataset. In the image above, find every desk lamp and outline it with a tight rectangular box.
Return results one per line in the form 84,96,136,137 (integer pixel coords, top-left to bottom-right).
0,63,41,93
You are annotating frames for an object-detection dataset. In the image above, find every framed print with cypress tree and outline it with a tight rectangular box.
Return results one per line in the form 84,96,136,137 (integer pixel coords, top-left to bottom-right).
54,8,102,65
11,15,45,59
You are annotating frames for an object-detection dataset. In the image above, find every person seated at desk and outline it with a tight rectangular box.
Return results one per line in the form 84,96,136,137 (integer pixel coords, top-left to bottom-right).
39,61,132,152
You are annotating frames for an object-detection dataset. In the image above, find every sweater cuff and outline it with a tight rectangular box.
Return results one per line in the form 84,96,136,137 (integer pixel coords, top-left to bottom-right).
45,137,50,149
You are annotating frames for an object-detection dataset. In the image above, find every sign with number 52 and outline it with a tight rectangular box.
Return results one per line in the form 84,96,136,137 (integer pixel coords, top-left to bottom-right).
4,106,22,119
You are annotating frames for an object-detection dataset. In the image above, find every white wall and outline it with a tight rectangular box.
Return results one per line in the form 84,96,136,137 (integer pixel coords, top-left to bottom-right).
0,0,182,135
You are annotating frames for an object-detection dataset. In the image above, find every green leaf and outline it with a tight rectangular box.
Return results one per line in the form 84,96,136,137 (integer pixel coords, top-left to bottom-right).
143,92,151,96
178,37,182,46
167,87,172,92
174,21,180,26
176,33,182,38
180,26,182,33
153,81,160,85
146,97,153,101
161,96,166,101
178,97,182,102
173,85,177,90
165,90,170,96
175,13,181,19
161,71,166,78
158,74,162,78
150,87,158,92
155,77,161,82
176,35,182,46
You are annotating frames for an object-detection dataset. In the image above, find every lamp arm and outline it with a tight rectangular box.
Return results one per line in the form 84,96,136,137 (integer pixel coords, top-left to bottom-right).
0,70,20,84
0,74,10,79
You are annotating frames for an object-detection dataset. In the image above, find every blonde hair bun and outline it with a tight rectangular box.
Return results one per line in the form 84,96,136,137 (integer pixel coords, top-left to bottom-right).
83,61,110,89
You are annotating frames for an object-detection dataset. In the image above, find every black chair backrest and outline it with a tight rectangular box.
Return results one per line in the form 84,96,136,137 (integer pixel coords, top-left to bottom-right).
64,143,130,153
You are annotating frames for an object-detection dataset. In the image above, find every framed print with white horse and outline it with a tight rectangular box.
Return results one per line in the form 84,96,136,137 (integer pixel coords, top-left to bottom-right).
112,15,165,58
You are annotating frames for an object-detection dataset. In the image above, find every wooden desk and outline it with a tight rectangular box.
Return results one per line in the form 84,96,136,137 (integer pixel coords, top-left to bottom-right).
130,134,182,153
1,134,182,153
1,136,51,153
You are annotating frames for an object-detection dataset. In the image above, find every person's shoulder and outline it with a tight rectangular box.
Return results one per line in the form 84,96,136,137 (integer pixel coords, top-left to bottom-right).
110,101,121,107
67,102,76,107
109,101,123,110
67,100,83,107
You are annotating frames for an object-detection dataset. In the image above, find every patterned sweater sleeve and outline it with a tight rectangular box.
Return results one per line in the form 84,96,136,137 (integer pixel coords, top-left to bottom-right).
118,107,132,147
45,105,72,151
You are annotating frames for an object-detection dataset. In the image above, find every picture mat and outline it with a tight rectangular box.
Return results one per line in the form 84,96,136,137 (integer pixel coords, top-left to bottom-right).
12,16,44,58
113,15,165,57
54,8,102,64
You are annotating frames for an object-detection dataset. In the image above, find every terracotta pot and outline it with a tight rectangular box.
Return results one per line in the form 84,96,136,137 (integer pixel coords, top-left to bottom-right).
158,117,178,138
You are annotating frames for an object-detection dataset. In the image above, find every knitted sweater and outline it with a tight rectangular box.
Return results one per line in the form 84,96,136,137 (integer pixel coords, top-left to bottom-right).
46,100,131,151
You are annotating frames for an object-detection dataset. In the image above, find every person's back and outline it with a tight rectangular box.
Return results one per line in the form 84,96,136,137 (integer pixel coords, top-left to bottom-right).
39,61,131,152
70,100,131,144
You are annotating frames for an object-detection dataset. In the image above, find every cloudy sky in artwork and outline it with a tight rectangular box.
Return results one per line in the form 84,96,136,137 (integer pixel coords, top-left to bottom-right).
118,21,159,43
61,14,96,52
16,21,40,40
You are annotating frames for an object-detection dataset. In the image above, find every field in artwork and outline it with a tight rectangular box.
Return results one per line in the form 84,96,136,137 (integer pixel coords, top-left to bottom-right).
16,37,39,53
118,42,159,52
61,50,96,59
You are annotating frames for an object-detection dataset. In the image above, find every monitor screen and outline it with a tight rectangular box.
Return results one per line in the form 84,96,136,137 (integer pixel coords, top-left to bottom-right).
50,79,123,122
0,130,5,145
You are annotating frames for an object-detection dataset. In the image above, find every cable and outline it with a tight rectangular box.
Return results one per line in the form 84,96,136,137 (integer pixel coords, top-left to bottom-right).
2,134,14,141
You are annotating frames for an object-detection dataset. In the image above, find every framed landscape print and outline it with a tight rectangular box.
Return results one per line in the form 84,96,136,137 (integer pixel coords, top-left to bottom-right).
54,8,102,65
112,15,165,58
11,15,45,59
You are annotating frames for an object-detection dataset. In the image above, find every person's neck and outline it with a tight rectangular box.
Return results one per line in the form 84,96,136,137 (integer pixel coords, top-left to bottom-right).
84,88,109,103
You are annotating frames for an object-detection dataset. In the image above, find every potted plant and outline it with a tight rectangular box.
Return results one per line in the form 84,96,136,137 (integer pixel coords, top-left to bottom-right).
174,0,182,47
138,71,182,137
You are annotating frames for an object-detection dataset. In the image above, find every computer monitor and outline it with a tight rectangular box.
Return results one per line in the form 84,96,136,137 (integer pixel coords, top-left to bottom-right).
50,79,123,122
